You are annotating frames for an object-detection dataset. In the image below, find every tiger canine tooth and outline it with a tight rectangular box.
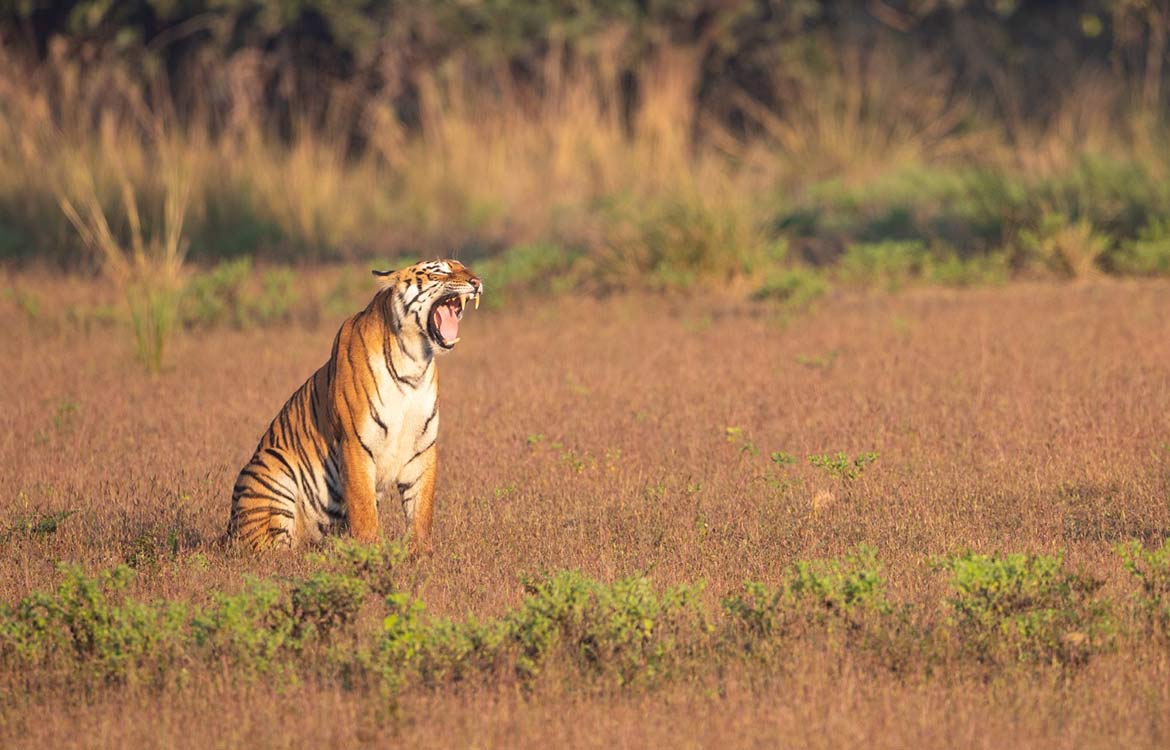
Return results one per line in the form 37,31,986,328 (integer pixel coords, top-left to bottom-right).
474,295,479,309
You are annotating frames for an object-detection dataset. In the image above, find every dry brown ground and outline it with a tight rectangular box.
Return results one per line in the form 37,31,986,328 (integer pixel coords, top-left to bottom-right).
1,275,1169,748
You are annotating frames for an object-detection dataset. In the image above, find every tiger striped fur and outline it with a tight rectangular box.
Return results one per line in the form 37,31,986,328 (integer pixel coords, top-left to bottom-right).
227,259,482,551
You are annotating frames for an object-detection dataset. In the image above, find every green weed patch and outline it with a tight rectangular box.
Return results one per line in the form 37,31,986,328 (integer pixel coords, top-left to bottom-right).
2,541,1167,698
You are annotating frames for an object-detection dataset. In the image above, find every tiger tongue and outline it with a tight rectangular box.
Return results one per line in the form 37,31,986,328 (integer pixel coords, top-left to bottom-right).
436,302,460,343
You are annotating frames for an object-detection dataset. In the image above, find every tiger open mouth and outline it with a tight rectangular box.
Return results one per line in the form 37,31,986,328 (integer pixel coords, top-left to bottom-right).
428,291,480,349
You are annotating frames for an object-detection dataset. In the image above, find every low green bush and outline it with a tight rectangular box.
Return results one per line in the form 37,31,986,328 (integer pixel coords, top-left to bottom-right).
0,565,187,683
925,248,1010,286
722,545,888,653
505,570,708,686
838,240,929,291
1015,212,1112,278
936,551,1113,666
471,243,581,309
808,451,879,482
1118,538,1170,637
596,193,769,290
181,257,296,329
751,266,829,308
3,542,1163,697
1112,220,1170,276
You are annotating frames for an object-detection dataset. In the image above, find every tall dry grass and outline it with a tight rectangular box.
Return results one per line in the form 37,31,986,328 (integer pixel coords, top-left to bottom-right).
2,37,1169,290
55,133,194,372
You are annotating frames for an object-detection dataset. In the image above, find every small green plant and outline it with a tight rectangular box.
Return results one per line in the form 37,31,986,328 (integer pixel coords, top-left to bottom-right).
0,564,187,682
126,281,183,373
506,571,708,686
752,266,828,309
56,143,192,373
770,451,796,466
473,243,580,309
723,545,888,649
377,591,432,686
191,571,369,676
190,578,298,674
287,572,370,641
1,509,77,541
1113,220,1170,276
183,258,297,329
838,240,928,291
926,249,1010,286
309,538,407,597
1016,212,1111,279
936,551,1112,666
6,286,42,321
808,451,879,481
51,399,79,431
725,427,759,456
597,193,767,291
182,257,252,328
763,451,801,492
1117,539,1170,637
794,351,838,369
559,447,593,473
376,593,507,689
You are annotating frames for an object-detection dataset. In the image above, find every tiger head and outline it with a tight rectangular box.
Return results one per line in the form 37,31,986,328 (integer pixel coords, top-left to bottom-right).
373,259,483,353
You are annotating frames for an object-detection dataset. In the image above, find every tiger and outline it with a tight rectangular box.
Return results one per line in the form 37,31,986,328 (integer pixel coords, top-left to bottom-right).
227,259,482,552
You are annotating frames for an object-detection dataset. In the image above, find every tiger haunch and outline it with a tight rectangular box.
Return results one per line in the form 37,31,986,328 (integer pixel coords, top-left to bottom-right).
227,259,482,552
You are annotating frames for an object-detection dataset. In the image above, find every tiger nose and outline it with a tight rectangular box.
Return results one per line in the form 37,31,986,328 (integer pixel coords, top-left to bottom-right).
470,276,483,292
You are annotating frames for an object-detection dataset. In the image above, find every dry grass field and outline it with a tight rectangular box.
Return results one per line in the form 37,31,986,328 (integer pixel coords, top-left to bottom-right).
1,274,1169,748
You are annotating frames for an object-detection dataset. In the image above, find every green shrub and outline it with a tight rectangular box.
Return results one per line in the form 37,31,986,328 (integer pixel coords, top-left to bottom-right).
182,258,298,329
310,538,406,598
838,240,928,290
1,509,77,541
925,249,1010,286
0,565,187,683
751,266,828,309
287,573,370,641
1112,220,1170,276
1118,539,1170,637
723,545,888,650
127,281,183,374
254,268,296,325
506,570,708,686
182,257,252,328
376,594,506,689
376,591,431,689
1030,156,1170,242
808,451,879,482
189,578,298,673
1015,213,1112,278
472,243,580,309
937,552,1113,666
597,194,768,290
191,571,370,674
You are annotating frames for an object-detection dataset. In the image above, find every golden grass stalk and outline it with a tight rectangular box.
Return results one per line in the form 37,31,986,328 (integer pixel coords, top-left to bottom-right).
54,125,192,372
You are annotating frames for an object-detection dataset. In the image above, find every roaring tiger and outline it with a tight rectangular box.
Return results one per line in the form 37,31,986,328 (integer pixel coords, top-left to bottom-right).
227,259,482,552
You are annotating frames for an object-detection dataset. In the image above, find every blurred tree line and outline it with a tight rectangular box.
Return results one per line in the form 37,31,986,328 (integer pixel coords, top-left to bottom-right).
1,0,1167,134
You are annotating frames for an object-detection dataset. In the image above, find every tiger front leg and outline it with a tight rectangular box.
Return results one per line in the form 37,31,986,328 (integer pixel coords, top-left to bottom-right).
399,443,437,554
341,439,380,543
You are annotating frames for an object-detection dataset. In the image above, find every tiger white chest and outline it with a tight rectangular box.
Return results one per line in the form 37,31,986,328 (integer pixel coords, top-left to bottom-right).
363,355,438,503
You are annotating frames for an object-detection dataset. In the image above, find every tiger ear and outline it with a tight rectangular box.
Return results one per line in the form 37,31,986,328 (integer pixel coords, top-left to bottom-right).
371,269,398,289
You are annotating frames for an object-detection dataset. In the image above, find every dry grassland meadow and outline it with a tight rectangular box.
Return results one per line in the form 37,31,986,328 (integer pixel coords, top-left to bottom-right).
3,2,1170,748
2,276,1169,748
